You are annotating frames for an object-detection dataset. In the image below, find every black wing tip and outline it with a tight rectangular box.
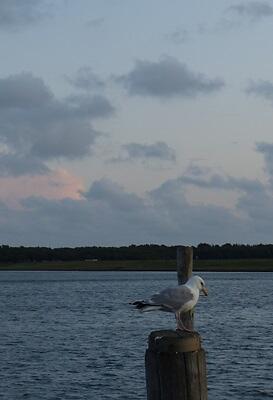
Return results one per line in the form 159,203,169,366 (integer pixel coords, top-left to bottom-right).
129,300,147,309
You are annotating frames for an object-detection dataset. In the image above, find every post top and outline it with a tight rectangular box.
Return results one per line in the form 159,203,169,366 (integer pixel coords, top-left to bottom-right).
148,330,201,353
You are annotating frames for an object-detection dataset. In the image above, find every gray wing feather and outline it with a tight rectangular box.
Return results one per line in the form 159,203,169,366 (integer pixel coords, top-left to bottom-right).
150,285,193,311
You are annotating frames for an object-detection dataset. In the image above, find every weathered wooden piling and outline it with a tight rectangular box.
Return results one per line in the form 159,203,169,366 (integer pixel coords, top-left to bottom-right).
145,330,207,400
145,246,208,400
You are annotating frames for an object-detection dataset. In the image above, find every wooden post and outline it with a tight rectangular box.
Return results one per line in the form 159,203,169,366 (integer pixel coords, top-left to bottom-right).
145,330,208,400
145,245,208,400
176,246,193,331
176,246,193,285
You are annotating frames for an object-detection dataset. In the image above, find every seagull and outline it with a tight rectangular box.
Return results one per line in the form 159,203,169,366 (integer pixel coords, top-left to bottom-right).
130,275,208,332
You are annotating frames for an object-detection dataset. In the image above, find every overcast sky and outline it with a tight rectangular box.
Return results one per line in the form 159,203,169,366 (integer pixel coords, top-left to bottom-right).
1,0,273,246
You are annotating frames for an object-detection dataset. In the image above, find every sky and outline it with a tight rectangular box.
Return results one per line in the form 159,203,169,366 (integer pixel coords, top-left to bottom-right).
1,0,273,247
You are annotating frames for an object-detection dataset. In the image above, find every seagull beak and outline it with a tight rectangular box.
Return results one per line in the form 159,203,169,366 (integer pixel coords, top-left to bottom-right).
202,286,208,296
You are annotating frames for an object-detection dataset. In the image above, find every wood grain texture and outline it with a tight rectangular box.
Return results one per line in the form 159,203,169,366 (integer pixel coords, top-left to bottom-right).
176,246,194,330
146,331,208,400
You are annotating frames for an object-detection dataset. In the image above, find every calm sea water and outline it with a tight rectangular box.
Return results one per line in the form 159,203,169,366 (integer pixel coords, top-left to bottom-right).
0,271,273,399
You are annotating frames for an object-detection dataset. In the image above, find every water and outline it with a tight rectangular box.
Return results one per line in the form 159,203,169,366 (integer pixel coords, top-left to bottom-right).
1,271,273,399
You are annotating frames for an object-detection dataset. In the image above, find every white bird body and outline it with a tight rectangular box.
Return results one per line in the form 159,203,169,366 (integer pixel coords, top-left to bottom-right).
131,275,208,331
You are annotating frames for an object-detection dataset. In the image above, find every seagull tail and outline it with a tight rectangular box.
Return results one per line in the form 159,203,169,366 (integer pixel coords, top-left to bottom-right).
130,300,162,312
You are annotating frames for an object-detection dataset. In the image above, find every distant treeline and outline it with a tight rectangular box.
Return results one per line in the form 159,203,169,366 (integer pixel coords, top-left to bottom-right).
1,243,273,263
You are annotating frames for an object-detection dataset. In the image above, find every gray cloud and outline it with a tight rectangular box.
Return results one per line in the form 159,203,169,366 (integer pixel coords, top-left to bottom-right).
228,2,273,20
256,142,273,183
246,80,273,102
236,187,273,236
256,142,273,158
67,67,105,91
29,119,100,160
85,179,143,212
0,154,49,177
178,173,263,193
0,0,51,30
113,141,176,162
65,94,114,118
1,150,273,245
0,72,114,175
2,140,273,246
0,72,53,108
197,19,240,35
165,28,188,45
200,1,273,36
0,175,268,246
115,57,224,99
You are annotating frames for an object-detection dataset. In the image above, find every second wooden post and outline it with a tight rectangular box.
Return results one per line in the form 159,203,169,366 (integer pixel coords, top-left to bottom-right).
176,246,194,331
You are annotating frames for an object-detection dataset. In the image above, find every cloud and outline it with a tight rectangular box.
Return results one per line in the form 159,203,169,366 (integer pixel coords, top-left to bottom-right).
246,80,273,102
236,187,273,235
0,73,53,107
0,178,242,246
115,57,224,99
256,142,273,162
5,180,156,246
197,19,240,35
228,2,273,20
0,72,114,175
1,166,272,246
66,67,105,91
113,141,176,163
200,1,273,36
0,145,272,246
256,142,273,184
165,28,188,45
85,179,143,212
65,94,113,118
178,173,263,193
0,154,49,177
0,0,52,30
0,169,84,208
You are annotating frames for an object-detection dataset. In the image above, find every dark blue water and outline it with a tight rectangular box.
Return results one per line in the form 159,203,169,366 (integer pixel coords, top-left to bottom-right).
1,271,273,399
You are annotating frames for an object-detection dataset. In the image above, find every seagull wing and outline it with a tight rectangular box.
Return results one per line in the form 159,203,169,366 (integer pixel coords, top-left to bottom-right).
150,285,194,312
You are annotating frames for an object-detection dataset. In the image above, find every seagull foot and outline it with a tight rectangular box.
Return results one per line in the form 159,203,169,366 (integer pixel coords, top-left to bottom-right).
176,328,196,336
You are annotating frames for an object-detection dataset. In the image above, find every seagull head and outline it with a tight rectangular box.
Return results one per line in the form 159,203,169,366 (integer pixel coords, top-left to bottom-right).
187,275,208,296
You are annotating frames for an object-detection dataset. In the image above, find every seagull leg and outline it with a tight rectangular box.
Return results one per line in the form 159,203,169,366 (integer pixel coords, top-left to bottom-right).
175,312,194,333
175,312,180,330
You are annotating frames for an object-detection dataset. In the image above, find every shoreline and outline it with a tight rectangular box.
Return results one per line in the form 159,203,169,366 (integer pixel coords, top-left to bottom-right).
1,258,273,272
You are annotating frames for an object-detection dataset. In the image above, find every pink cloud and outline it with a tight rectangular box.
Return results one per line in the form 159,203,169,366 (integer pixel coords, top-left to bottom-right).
0,169,84,208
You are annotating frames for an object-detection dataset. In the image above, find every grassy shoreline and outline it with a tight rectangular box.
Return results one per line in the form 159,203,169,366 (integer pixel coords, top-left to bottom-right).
1,258,273,272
